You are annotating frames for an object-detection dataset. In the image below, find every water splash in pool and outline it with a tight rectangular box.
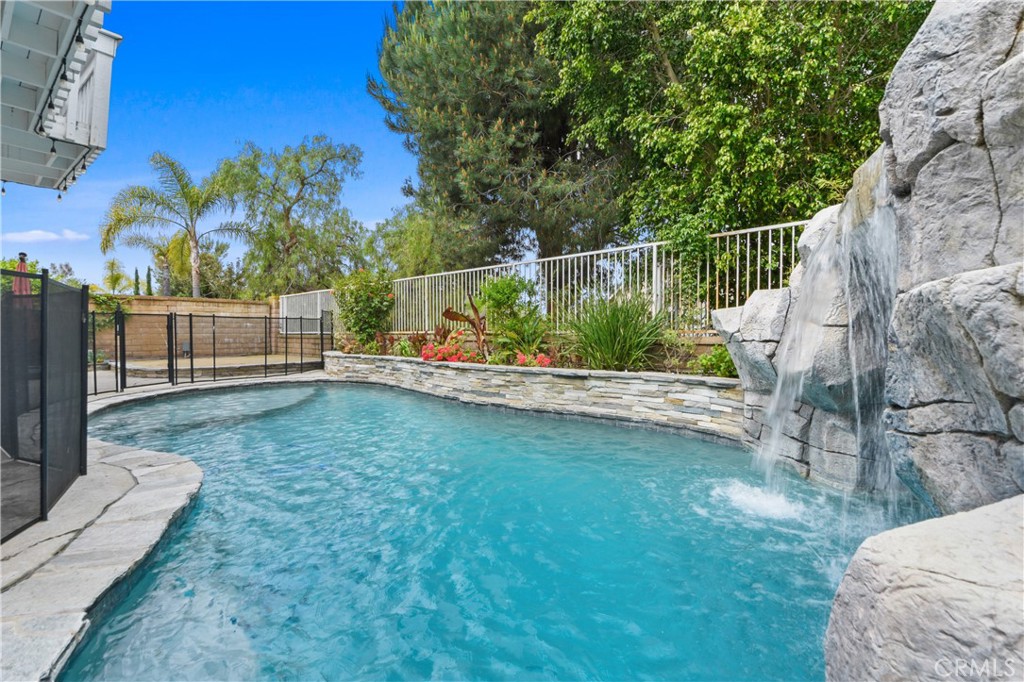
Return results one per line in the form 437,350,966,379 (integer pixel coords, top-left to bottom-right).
713,480,807,520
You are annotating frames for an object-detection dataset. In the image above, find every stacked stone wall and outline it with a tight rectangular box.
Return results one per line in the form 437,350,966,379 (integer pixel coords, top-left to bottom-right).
323,353,744,445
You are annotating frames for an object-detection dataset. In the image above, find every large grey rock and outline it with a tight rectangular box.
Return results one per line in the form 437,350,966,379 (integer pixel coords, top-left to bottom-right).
886,277,1008,433
719,1,1023,514
808,409,857,456
887,431,1023,514
983,53,1024,267
1009,404,1024,441
948,264,1024,399
825,495,1024,681
797,204,841,263
900,144,1000,290
799,326,855,413
739,289,791,342
879,0,1023,189
1004,440,1024,491
713,306,779,394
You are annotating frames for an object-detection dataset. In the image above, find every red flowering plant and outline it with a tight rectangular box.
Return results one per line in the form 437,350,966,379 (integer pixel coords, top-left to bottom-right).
421,329,485,364
515,351,552,368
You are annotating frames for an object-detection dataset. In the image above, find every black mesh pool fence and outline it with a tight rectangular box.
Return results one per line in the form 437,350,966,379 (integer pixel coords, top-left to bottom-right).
90,309,335,394
1,270,88,541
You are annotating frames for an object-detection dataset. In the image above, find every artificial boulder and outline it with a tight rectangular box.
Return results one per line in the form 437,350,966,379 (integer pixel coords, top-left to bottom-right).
825,495,1024,681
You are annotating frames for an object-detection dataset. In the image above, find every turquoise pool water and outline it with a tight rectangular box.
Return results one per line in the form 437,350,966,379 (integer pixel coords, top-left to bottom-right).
65,384,926,680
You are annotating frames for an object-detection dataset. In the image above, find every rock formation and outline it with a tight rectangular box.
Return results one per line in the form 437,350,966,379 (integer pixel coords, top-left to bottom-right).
714,0,1024,513
880,0,1024,515
824,495,1024,681
712,1,1024,678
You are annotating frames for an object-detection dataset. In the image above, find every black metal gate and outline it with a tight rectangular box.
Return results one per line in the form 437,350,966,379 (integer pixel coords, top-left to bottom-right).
88,308,334,395
1,269,88,541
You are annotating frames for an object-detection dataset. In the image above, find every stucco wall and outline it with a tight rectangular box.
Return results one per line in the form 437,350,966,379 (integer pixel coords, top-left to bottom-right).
323,352,745,446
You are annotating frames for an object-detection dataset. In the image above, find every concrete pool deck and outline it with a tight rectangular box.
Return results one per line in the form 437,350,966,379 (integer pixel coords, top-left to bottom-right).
0,372,328,681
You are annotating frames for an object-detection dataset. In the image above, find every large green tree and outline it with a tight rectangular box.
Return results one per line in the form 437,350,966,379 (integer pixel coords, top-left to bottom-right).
364,202,497,278
217,135,366,297
100,152,236,298
369,0,623,263
532,0,932,255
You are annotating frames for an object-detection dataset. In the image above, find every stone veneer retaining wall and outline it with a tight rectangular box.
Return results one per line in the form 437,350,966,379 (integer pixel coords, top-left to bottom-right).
323,352,745,445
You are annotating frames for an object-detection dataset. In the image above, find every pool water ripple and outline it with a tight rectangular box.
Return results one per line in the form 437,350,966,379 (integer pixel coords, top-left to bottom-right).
65,384,928,681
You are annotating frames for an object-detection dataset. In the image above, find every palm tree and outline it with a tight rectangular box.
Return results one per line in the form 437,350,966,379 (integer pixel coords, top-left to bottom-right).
100,152,240,298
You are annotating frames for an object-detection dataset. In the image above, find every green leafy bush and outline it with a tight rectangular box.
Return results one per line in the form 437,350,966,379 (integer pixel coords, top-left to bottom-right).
569,295,665,371
660,331,697,373
334,270,395,346
490,305,549,362
691,345,738,378
393,338,416,357
478,274,537,330
479,274,552,364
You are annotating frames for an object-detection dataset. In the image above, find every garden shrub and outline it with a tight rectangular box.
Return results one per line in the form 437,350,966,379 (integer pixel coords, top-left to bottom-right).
514,351,552,368
478,274,537,330
421,329,484,363
660,331,697,373
479,274,551,364
569,295,665,371
691,345,738,378
334,270,395,346
393,338,417,357
490,304,549,363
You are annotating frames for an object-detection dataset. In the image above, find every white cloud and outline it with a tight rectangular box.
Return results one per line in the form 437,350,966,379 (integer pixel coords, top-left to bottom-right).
3,229,90,243
61,229,90,241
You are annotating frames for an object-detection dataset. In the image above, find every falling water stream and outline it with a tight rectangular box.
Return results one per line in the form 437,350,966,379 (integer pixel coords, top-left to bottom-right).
757,152,906,500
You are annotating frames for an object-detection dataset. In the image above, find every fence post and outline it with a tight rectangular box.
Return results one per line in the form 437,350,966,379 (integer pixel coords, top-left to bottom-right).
212,315,217,382
299,316,304,374
264,316,269,378
166,313,175,386
80,285,88,475
189,314,195,383
90,311,97,396
319,312,324,363
652,242,662,316
116,303,127,392
39,270,49,519
284,317,289,376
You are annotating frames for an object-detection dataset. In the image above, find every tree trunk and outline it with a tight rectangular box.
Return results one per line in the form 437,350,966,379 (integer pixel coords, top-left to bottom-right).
189,233,202,298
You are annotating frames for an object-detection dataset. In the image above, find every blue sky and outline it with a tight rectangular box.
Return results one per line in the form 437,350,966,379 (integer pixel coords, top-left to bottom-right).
1,1,416,286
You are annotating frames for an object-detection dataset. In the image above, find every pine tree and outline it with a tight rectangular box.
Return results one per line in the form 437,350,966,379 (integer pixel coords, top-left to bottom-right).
145,266,153,296
133,268,141,295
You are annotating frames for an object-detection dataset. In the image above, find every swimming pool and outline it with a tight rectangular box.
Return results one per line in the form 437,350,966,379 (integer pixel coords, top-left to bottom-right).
65,384,926,680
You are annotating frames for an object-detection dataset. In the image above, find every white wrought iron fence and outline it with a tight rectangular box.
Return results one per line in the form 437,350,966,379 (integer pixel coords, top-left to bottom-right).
390,220,807,333
281,219,808,335
279,289,336,334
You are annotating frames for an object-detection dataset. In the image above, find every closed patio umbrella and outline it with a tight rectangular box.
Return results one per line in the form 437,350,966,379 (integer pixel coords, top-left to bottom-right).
13,252,31,296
